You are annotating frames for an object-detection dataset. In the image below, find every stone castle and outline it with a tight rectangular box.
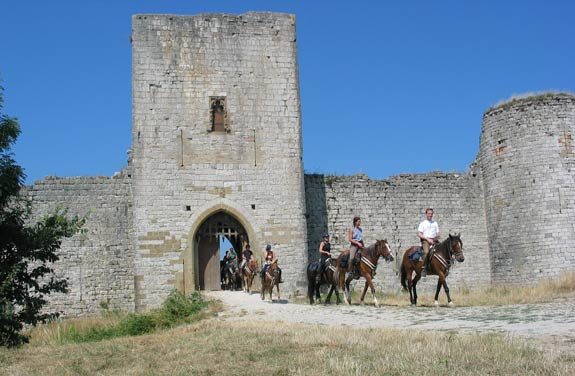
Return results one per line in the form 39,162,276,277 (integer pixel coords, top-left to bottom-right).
25,13,575,316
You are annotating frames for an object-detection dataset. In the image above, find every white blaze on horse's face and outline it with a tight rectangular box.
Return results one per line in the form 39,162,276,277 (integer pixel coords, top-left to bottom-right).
385,242,391,255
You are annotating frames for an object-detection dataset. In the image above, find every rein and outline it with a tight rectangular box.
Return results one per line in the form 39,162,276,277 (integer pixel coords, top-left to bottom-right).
434,237,461,270
360,241,390,273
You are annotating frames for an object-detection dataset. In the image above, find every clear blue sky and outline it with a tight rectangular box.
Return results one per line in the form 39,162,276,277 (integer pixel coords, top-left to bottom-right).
2,1,574,184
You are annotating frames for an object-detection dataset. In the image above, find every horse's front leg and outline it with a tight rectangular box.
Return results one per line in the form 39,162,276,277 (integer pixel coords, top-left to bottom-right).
275,282,281,302
434,276,444,306
325,285,334,304
360,279,369,306
366,275,378,307
442,279,453,306
334,285,342,305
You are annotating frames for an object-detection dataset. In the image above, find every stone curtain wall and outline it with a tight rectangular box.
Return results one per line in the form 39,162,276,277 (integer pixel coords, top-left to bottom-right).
479,93,575,284
131,13,308,308
305,168,491,294
26,174,134,316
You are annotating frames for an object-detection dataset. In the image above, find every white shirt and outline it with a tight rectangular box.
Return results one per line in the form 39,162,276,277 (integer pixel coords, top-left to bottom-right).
418,219,439,239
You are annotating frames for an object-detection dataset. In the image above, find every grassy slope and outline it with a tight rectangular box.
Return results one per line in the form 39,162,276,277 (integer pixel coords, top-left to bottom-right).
1,320,574,376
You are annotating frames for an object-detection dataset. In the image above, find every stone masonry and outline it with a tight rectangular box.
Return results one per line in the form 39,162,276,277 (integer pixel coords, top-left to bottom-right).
23,13,575,316
130,13,308,310
26,173,134,316
305,167,491,294
479,94,575,284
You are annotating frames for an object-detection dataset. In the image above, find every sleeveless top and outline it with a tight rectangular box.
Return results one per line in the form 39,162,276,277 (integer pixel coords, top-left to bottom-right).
352,227,363,243
323,242,331,253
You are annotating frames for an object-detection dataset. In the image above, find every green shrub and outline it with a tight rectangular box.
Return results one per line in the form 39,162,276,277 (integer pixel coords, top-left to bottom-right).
58,291,208,343
158,291,207,325
119,314,156,336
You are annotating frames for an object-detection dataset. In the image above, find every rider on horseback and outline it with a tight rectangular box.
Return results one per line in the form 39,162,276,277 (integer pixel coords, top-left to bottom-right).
240,244,253,272
226,247,238,274
417,208,440,277
260,244,283,283
347,216,364,278
319,234,332,275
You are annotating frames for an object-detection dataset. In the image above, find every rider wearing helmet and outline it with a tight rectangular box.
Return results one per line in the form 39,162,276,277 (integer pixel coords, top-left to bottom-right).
319,234,332,274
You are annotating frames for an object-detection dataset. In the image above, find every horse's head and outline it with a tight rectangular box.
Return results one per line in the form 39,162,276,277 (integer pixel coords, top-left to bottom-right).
247,258,258,275
448,233,464,262
376,239,394,262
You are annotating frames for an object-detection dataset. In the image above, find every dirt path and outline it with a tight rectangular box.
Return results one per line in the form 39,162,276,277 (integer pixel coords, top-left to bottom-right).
206,291,575,358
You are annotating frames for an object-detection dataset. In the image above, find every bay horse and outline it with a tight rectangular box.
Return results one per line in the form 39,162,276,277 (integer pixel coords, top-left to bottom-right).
335,239,394,307
240,258,258,294
400,233,464,306
260,260,281,302
306,258,342,305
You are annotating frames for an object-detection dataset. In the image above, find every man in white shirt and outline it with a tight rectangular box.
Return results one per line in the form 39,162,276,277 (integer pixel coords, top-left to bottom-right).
417,208,440,277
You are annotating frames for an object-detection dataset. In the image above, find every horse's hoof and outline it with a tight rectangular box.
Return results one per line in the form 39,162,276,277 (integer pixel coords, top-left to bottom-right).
448,301,454,307
411,303,416,307
434,300,439,306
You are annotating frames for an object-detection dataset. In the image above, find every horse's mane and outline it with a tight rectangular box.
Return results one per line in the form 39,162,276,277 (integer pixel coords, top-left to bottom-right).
363,242,377,258
436,235,461,256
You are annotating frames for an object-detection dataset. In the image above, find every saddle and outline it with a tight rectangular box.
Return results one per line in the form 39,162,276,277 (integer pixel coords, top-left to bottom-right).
408,247,423,262
339,250,362,269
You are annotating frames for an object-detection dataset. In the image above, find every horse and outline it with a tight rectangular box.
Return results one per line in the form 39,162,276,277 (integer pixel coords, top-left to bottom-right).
306,258,342,305
222,262,241,291
240,258,258,294
335,239,394,307
400,233,464,306
260,260,281,302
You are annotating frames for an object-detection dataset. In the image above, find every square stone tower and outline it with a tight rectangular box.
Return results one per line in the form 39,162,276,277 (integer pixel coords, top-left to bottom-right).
130,13,308,309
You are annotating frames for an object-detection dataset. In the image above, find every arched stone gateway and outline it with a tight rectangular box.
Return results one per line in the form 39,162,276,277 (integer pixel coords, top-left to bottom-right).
194,212,249,290
183,201,260,294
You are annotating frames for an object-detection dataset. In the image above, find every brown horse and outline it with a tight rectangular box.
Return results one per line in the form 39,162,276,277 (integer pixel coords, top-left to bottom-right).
400,233,464,306
336,239,394,307
240,258,258,294
260,261,281,302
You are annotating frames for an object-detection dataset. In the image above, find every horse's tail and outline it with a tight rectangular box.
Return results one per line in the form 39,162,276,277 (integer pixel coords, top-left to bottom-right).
306,263,316,303
400,261,408,291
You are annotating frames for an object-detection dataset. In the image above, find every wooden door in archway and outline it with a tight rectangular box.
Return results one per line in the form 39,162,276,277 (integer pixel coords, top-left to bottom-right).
196,212,249,291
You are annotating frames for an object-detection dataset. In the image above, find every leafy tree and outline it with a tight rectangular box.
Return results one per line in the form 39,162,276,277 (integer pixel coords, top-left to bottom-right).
0,83,83,347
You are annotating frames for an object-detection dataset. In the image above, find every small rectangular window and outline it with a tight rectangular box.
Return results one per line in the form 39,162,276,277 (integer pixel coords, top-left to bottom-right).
209,97,228,133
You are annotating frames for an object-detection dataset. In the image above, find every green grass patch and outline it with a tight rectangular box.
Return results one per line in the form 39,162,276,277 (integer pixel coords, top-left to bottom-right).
59,291,208,343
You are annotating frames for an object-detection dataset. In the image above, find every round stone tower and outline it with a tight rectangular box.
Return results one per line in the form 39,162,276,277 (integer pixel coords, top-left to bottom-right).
478,93,575,284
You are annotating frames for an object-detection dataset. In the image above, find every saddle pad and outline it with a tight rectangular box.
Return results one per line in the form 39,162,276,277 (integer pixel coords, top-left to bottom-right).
409,248,423,262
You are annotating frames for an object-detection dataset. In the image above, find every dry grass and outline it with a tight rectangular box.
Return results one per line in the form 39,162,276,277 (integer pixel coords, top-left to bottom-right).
1,320,573,375
300,272,575,307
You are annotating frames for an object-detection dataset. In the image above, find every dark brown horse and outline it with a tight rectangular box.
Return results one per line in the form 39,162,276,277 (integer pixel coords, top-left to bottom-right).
336,239,394,307
400,233,464,306
222,262,241,291
260,261,281,302
306,258,342,304
240,258,258,294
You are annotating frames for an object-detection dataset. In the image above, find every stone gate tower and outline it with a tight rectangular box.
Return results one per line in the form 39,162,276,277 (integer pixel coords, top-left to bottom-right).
131,13,308,309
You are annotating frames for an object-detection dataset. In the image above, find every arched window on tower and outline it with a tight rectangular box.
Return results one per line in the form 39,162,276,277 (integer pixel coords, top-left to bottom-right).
209,97,228,133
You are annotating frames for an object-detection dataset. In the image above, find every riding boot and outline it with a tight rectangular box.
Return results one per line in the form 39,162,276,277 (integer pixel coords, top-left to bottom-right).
352,258,360,277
